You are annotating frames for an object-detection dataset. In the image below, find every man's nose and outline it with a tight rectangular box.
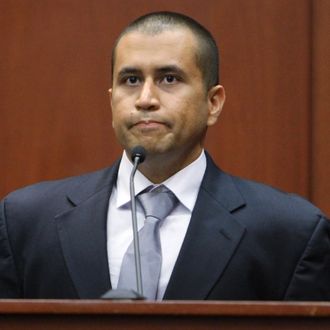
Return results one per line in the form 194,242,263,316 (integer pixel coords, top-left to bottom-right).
135,80,160,111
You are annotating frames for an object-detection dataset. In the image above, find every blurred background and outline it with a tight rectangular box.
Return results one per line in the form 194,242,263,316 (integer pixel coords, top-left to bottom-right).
1,0,329,215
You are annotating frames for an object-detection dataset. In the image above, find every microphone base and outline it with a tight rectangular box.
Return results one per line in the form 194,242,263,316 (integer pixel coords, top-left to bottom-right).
101,289,145,300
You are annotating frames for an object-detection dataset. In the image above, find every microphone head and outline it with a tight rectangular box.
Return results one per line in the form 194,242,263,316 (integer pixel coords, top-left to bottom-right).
131,146,146,164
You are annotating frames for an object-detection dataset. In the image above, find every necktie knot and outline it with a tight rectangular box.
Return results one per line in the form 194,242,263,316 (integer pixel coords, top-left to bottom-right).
138,185,178,222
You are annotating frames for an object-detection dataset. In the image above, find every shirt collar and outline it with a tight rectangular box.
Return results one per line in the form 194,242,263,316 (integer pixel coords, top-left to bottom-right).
115,150,207,212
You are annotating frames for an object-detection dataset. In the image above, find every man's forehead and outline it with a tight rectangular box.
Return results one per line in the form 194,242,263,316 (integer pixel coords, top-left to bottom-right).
113,28,198,69
115,27,197,55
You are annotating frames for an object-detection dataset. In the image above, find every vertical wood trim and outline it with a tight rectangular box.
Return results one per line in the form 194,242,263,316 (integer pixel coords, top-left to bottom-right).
311,0,330,215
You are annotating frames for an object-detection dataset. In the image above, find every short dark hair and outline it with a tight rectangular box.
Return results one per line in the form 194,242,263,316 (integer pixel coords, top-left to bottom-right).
111,11,219,90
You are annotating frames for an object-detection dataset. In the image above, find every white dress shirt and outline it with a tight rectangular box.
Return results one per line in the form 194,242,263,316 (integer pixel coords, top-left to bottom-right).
107,150,206,299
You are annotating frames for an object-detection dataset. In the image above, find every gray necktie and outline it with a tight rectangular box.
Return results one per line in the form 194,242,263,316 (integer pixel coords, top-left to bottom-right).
117,185,178,300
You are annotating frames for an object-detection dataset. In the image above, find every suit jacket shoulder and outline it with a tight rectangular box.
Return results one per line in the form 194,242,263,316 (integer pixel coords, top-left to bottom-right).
164,154,330,300
4,163,119,211
0,162,120,298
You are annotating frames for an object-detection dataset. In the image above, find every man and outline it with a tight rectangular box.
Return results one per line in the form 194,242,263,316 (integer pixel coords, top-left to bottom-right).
0,12,329,300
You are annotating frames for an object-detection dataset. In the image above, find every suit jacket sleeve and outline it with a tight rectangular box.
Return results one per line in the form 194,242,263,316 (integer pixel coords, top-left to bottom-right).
0,198,21,298
284,214,330,300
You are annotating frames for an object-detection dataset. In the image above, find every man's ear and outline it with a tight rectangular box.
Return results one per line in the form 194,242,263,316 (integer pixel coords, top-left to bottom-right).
207,85,225,126
108,88,112,105
108,88,114,127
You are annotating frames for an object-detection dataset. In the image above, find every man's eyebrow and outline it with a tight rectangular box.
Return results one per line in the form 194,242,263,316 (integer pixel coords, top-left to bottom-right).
117,67,142,77
155,65,186,76
116,65,187,78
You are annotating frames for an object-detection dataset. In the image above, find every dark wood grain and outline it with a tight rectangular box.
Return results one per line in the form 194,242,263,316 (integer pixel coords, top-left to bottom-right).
0,300,330,330
0,0,328,214
311,0,330,215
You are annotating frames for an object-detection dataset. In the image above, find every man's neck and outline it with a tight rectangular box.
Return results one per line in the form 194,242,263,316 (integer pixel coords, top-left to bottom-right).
132,148,203,183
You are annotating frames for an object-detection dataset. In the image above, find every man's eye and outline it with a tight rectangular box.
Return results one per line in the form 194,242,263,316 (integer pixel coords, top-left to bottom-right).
125,76,140,85
162,75,178,84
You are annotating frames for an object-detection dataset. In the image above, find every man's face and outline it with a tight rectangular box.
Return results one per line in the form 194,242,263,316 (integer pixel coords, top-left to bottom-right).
110,28,224,164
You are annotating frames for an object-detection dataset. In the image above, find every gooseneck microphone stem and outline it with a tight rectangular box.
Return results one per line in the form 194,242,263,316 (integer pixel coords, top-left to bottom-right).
101,146,146,300
129,155,143,296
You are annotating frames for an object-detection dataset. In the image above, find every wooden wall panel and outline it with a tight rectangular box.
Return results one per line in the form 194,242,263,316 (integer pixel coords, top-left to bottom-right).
205,0,311,198
1,0,327,215
311,0,330,215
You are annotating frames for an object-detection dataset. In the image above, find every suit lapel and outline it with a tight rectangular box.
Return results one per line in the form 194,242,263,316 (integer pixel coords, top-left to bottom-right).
164,155,246,300
55,163,119,299
53,154,245,299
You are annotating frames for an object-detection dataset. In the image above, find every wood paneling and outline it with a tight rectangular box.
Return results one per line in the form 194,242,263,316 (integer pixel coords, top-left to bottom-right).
0,0,328,214
311,0,330,215
0,301,330,330
205,0,311,198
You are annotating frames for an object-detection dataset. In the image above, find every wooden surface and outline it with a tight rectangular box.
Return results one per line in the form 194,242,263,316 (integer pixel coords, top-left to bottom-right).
1,0,329,215
311,0,330,213
0,300,330,329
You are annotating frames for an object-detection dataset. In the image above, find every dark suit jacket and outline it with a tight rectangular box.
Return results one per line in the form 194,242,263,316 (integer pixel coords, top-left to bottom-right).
0,154,329,300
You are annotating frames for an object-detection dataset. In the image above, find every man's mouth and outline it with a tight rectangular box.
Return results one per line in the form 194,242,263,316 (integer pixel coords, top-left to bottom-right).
132,119,169,130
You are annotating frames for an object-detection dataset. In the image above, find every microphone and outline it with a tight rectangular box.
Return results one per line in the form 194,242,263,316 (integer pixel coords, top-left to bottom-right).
129,146,146,296
101,146,146,300
131,146,146,164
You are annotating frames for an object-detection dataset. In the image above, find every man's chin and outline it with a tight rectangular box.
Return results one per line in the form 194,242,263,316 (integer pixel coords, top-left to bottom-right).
125,139,172,154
